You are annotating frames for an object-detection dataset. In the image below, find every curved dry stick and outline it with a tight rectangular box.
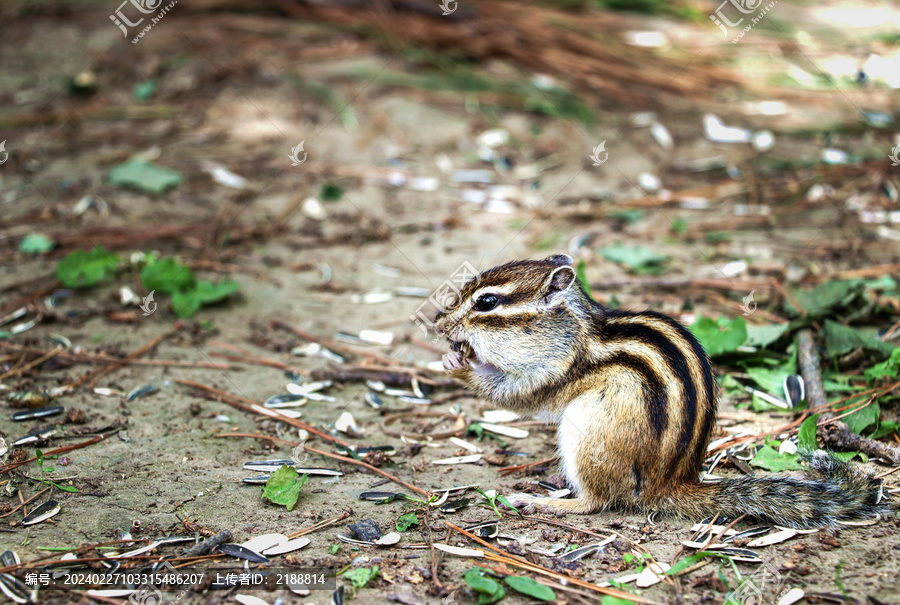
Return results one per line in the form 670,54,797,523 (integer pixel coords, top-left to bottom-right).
175,378,349,448
0,342,232,369
0,435,106,476
214,433,299,447
66,328,177,391
0,345,63,380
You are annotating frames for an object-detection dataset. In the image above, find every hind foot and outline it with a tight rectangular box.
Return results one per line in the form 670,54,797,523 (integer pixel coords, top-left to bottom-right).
504,493,600,516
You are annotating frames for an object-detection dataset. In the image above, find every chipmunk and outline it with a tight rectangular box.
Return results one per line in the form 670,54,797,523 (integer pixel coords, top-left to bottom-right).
435,254,888,528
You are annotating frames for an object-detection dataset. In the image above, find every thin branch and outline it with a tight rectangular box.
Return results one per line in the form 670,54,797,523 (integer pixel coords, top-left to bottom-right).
0,435,106,476
303,444,430,498
498,456,558,476
213,433,299,447
821,421,900,465
0,342,232,369
286,511,352,539
0,488,50,519
0,346,63,380
61,328,177,392
175,378,349,447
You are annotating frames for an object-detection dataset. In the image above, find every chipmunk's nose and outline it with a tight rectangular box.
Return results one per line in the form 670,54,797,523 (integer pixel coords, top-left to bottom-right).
433,311,451,337
434,316,446,336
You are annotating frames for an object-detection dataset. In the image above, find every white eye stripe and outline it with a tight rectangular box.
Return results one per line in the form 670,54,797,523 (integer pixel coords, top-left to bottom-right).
488,304,534,316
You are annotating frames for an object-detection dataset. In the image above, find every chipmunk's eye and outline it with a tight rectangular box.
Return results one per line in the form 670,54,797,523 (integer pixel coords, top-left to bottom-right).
474,294,499,312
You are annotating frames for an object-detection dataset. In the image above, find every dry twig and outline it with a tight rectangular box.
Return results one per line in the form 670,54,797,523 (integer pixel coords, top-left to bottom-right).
0,342,232,370
175,378,349,447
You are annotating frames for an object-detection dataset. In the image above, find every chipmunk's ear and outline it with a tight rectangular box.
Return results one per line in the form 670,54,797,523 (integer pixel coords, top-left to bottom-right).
545,254,574,267
540,265,577,306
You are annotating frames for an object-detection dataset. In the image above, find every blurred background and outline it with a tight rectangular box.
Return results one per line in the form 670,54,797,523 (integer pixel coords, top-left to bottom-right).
1,0,898,325
1,2,900,603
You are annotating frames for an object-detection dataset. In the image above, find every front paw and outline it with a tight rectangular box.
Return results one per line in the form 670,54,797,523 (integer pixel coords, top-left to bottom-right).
442,349,468,373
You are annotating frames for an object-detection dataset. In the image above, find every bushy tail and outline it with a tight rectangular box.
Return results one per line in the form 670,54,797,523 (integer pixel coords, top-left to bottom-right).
662,451,891,529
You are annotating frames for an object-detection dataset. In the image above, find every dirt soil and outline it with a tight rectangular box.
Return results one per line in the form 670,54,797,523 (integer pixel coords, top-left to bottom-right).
1,2,900,604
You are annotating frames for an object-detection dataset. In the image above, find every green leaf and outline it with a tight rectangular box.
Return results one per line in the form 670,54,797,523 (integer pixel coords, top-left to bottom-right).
599,243,668,275
822,376,860,394
748,392,784,413
717,374,745,398
48,481,78,493
56,246,120,288
608,209,644,224
328,544,341,555
108,159,183,195
504,576,555,601
463,569,505,605
835,558,847,596
744,323,787,349
750,445,803,472
865,348,900,382
705,232,731,244
747,364,797,399
320,183,343,201
763,435,783,448
342,566,379,594
36,449,44,465
466,422,507,448
133,79,158,102
844,402,879,435
742,349,797,403
785,280,863,318
670,218,687,234
171,279,240,319
666,553,706,576
396,512,419,532
798,415,819,451
496,495,523,517
689,316,747,357
746,366,791,398
335,443,364,461
467,422,485,440
871,420,900,440
832,451,858,462
865,275,897,292
261,465,308,511
601,597,635,605
823,320,896,358
666,552,737,576
140,258,196,294
20,234,54,255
